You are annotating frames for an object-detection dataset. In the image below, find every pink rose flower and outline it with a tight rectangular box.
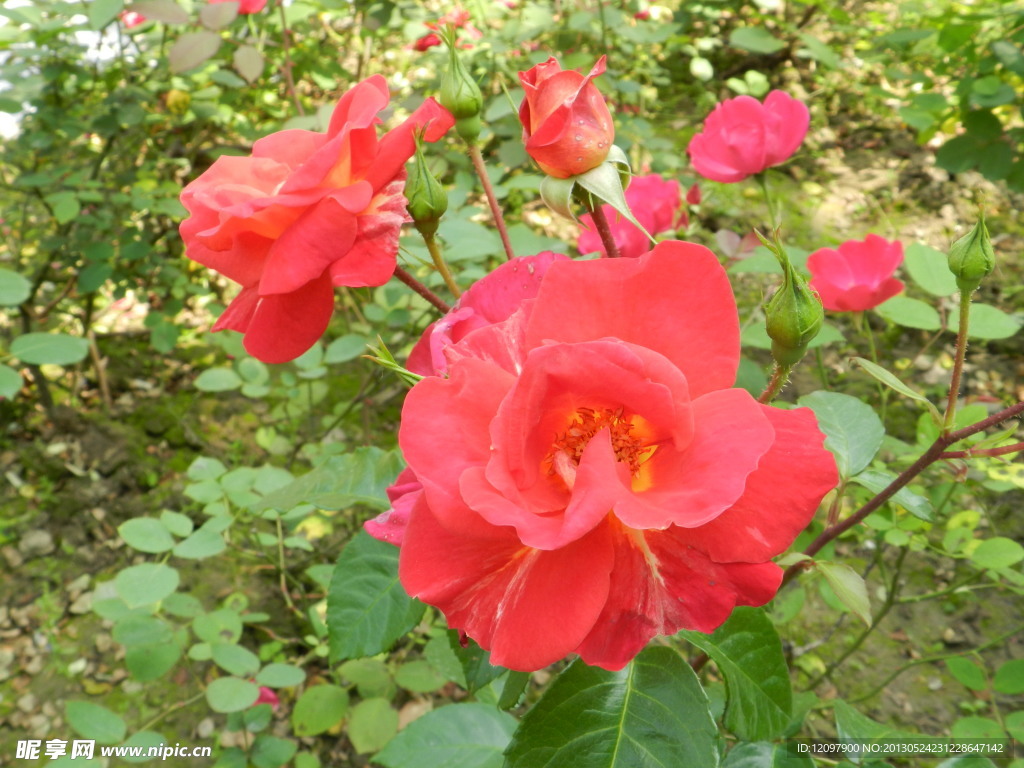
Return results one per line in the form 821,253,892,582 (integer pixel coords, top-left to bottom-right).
406,252,568,376
577,173,685,258
120,10,147,27
807,235,905,311
518,57,614,178
254,686,279,710
382,241,838,672
688,91,809,183
365,468,422,548
179,76,453,363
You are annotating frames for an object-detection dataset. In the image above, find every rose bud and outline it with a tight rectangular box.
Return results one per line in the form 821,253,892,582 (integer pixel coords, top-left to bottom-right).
406,136,448,239
518,56,614,178
440,34,484,144
948,215,995,293
765,249,823,367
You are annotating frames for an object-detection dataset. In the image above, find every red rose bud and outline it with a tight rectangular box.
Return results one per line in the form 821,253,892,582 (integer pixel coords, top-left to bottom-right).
440,34,483,143
686,182,701,206
948,214,995,293
518,56,614,179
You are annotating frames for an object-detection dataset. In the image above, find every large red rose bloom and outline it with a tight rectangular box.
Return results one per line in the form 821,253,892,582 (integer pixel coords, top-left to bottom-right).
180,76,453,363
389,241,838,671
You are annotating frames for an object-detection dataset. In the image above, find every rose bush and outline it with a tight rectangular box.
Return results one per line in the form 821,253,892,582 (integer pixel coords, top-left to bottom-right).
179,76,452,363
577,173,685,258
807,234,905,311
371,241,838,672
688,91,809,183
518,56,614,178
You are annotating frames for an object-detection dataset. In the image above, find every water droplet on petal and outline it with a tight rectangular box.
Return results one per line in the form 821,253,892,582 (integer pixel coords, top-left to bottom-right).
576,156,583,162
575,134,582,141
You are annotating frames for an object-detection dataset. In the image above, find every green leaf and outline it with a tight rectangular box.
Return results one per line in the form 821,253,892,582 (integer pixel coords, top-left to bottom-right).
723,742,814,768
251,735,297,768
45,191,82,225
875,296,942,330
851,357,941,423
255,663,306,688
903,243,958,297
348,698,399,754
126,642,181,681
66,701,127,744
206,677,260,713
169,31,222,74
574,146,649,240
120,732,167,764
291,685,350,737
395,660,447,693
187,456,227,481
113,615,174,647
255,447,405,513
949,303,1022,340
449,633,506,693
374,703,518,768
11,333,90,366
0,365,21,399
946,657,987,691
324,334,368,364
797,33,840,68
816,562,872,625
195,367,243,392
970,537,1024,570
849,469,933,522
160,510,193,538
505,646,719,768
193,608,243,645
199,0,237,29
681,608,791,742
730,27,786,54
212,643,261,677
115,564,179,608
327,531,425,662
834,698,922,741
88,0,123,30
993,659,1024,694
233,45,264,83
798,391,884,478
173,528,226,559
118,517,176,553
0,267,30,306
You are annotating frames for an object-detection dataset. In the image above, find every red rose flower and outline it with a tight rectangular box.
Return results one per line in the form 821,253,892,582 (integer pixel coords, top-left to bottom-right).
406,251,568,376
413,33,442,51
365,468,422,547
180,76,453,363
209,0,267,14
386,241,838,671
577,173,685,258
518,56,614,178
120,10,146,27
807,235,905,312
688,91,809,183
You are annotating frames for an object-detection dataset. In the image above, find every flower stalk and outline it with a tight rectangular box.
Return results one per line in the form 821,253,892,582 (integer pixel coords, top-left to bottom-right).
587,202,621,258
393,264,452,314
469,144,516,261
943,289,972,433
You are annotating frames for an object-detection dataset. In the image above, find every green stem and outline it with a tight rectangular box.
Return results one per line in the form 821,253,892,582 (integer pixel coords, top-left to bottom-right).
468,145,515,261
757,362,792,403
943,290,972,433
588,203,621,258
756,172,779,231
424,234,462,298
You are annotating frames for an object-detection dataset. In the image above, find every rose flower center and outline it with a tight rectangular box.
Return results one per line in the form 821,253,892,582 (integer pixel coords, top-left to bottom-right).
546,407,656,491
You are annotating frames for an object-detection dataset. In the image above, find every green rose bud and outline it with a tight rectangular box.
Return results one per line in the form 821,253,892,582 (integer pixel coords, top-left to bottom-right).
948,214,995,293
405,138,448,239
440,34,483,144
765,251,824,368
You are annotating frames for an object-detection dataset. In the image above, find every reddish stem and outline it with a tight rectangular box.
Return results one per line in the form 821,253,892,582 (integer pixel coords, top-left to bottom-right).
469,145,515,262
940,441,1024,459
393,264,451,313
589,204,621,258
781,400,1024,587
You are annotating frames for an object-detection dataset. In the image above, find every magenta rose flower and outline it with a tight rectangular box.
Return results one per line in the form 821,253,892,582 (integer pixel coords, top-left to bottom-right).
406,251,568,376
180,76,453,363
807,235,905,311
518,56,614,178
578,173,685,258
688,91,809,183
374,241,838,672
209,0,267,14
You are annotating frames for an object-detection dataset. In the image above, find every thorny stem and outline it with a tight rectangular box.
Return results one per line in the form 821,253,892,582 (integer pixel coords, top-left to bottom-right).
425,234,462,297
588,203,621,259
468,145,515,261
940,441,1024,459
756,172,779,231
782,399,1024,588
943,289,972,432
757,362,792,404
393,264,452,313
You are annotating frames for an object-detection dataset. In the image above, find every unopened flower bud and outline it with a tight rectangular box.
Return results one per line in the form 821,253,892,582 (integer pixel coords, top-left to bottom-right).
765,257,823,368
406,139,447,239
440,35,483,144
948,215,995,293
